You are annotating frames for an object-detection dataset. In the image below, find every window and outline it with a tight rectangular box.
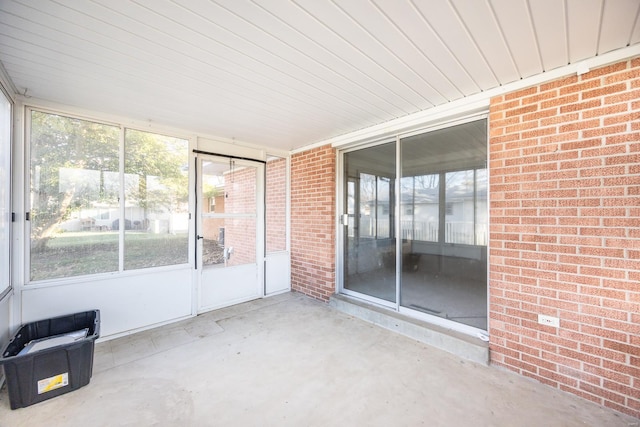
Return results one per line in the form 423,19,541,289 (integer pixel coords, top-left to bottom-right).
399,119,488,330
445,202,454,216
342,120,487,330
29,111,120,280
445,169,487,245
343,141,397,302
358,173,393,240
401,174,439,242
28,110,189,282
0,88,11,297
266,156,287,253
123,129,189,270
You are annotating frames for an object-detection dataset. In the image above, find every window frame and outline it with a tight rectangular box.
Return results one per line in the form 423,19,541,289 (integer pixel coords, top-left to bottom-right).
0,85,12,299
337,114,490,336
25,106,192,285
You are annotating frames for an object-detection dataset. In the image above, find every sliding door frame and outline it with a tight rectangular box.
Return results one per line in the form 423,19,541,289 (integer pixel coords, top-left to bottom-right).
336,115,490,336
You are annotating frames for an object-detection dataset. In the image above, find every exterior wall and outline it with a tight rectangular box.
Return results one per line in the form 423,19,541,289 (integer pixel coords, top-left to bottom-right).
290,145,336,301
489,57,640,418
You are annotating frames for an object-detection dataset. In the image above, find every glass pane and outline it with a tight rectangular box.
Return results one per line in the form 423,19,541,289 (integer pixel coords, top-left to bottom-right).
476,169,488,246
266,156,286,253
401,174,439,242
202,216,226,266
400,119,487,330
344,142,396,303
0,90,10,294
445,170,475,245
224,164,256,215
347,180,355,237
201,216,256,268
377,177,390,238
201,159,257,268
358,173,375,239
30,111,120,281
123,130,189,270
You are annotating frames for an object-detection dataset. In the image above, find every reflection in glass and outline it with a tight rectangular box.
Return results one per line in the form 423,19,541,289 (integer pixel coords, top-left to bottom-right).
201,160,257,268
344,142,396,303
445,170,475,245
475,169,488,246
124,129,189,270
266,156,286,254
400,120,488,330
29,111,120,280
401,174,439,242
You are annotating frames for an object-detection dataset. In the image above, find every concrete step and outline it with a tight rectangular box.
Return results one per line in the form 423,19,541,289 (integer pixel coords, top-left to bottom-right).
329,293,489,365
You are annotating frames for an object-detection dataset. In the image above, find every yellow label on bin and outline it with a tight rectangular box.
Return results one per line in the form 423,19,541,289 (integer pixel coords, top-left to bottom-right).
37,373,69,394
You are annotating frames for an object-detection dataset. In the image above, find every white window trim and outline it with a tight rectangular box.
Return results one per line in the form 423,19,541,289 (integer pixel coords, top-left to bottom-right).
23,106,194,285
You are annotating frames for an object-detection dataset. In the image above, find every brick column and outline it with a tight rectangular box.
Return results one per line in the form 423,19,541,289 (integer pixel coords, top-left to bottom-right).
488,57,640,418
290,145,336,301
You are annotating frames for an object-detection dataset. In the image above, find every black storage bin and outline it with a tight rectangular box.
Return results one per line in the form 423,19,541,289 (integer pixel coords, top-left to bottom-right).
0,310,100,409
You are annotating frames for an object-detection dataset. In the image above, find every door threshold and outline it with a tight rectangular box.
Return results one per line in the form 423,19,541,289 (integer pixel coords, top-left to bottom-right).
329,293,489,365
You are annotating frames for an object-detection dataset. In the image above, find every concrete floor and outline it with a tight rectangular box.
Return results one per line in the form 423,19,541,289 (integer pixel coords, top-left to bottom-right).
0,292,637,426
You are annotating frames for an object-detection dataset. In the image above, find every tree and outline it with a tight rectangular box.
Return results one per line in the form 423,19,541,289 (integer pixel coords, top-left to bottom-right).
30,111,120,251
30,111,188,249
124,129,189,233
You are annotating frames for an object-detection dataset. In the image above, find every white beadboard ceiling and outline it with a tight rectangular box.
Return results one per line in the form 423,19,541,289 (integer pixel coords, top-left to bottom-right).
1,0,639,151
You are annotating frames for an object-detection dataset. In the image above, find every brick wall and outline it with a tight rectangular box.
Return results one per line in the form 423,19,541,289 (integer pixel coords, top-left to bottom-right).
489,57,640,418
290,145,336,301
266,157,287,253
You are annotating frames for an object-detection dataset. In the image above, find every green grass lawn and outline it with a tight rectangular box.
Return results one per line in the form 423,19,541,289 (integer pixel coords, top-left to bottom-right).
30,231,189,281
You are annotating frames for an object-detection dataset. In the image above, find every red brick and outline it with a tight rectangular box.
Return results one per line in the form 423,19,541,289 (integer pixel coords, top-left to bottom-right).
559,79,601,95
505,104,538,118
605,132,640,145
560,99,601,113
579,383,626,405
559,119,601,133
583,364,631,386
605,88,640,104
540,75,578,91
559,385,602,405
604,111,640,125
581,144,628,158
505,86,537,100
602,360,640,381
582,83,627,100
489,58,639,416
582,61,628,79
604,67,640,84
603,318,640,335
606,153,640,165
523,107,560,122
582,103,628,118
583,124,628,138
291,145,336,301
540,113,583,127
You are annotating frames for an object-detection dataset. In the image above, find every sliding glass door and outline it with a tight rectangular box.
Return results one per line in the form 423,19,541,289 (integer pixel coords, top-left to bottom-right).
343,142,396,304
341,119,488,332
400,120,488,330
